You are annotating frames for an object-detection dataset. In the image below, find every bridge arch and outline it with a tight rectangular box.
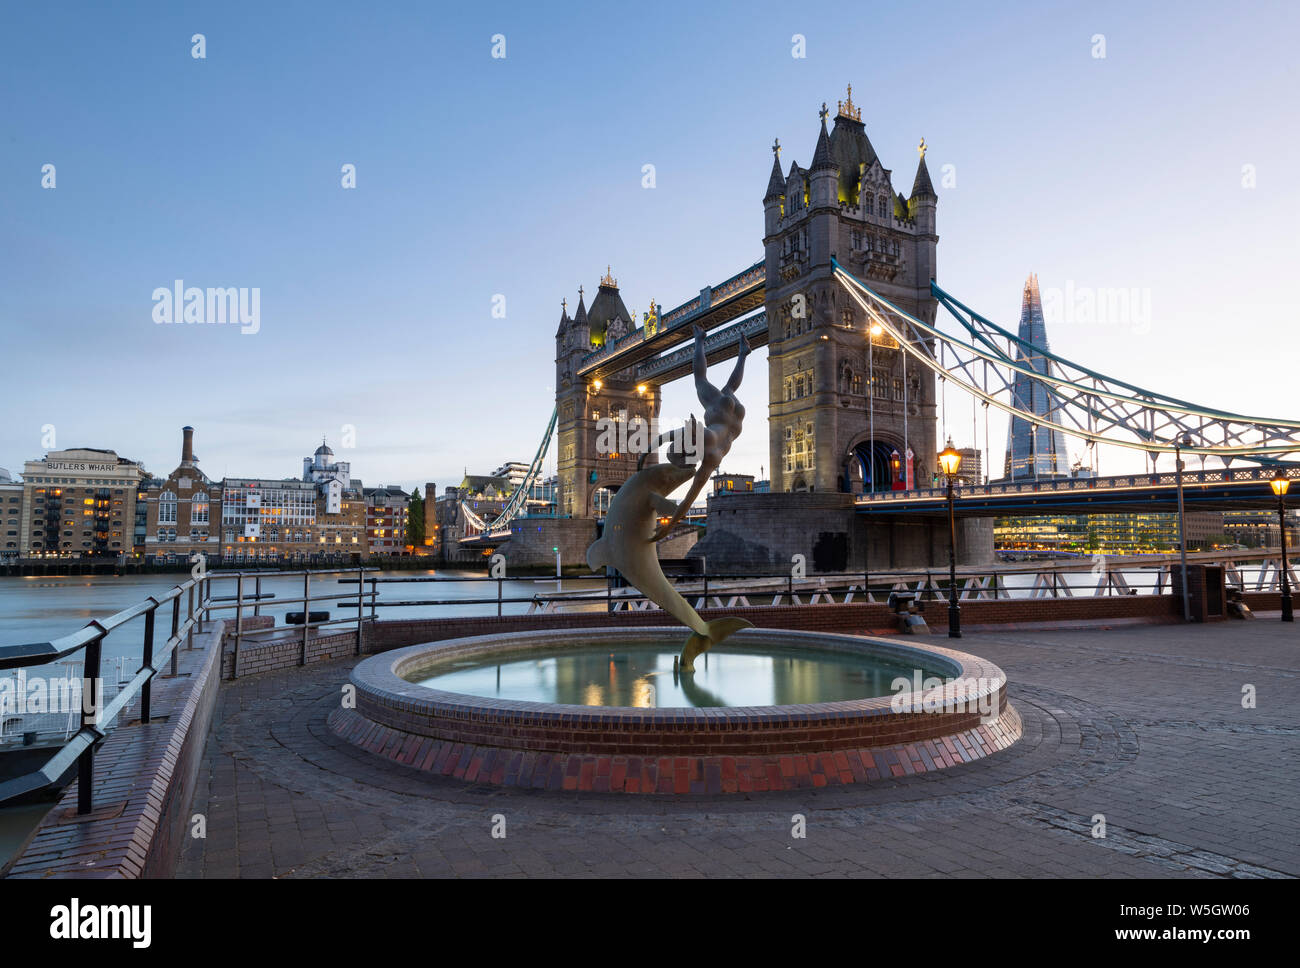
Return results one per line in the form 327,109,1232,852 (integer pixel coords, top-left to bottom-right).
590,481,621,520
842,433,907,494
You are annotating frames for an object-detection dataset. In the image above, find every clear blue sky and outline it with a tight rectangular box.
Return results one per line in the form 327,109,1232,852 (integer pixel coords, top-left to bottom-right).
2,0,1296,491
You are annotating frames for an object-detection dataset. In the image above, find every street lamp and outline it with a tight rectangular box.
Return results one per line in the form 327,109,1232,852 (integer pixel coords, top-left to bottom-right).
867,323,882,492
1174,433,1192,623
938,439,963,638
1270,470,1293,622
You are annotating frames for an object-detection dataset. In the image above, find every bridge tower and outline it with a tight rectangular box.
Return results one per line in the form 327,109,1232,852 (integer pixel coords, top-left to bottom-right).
763,88,940,495
554,270,662,519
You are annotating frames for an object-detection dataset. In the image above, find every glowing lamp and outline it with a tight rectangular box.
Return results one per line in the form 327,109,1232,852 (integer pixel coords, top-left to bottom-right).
939,440,962,478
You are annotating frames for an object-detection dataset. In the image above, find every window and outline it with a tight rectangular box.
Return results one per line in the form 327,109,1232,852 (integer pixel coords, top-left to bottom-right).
192,493,209,525
159,491,177,524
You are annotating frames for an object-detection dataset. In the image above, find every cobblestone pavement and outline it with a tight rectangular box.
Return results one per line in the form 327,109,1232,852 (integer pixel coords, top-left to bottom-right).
177,621,1300,878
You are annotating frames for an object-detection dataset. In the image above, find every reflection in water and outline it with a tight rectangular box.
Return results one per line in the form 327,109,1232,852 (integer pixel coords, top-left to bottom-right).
411,644,947,709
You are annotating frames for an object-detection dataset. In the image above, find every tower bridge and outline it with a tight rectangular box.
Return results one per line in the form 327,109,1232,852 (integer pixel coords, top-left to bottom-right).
457,86,1300,573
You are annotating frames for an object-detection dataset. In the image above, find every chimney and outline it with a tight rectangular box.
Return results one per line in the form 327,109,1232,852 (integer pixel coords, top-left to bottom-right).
181,426,195,465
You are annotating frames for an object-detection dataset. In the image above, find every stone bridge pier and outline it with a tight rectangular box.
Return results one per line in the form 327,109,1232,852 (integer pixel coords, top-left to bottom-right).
688,492,994,575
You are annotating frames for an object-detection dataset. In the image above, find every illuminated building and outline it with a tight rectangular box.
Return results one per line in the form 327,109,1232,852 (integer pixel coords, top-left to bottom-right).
18,448,147,559
1000,274,1070,481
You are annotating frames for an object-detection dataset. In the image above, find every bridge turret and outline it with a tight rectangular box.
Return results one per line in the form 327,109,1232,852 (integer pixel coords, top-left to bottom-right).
764,141,785,235
554,297,571,340
809,108,838,207
909,143,938,284
763,88,940,496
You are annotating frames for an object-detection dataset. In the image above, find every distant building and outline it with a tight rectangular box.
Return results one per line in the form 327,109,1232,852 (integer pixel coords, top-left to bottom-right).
141,427,220,562
0,469,22,559
933,448,982,487
304,441,354,491
713,473,756,496
491,462,530,489
1184,511,1226,549
364,486,409,556
422,482,438,550
996,511,1182,553
219,475,365,563
1001,275,1070,481
1222,509,1294,548
995,509,1238,554
19,448,147,558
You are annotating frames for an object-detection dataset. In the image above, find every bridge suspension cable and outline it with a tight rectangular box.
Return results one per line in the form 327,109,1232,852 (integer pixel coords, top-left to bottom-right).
460,405,558,538
831,260,1300,463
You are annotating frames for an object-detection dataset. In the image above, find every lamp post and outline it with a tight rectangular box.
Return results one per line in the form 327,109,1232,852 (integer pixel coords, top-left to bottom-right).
868,323,880,492
1271,470,1293,622
1174,434,1192,623
939,439,962,638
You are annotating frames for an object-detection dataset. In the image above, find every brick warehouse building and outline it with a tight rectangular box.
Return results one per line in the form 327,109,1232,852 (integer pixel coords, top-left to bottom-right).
364,485,409,556
18,448,147,558
140,426,220,563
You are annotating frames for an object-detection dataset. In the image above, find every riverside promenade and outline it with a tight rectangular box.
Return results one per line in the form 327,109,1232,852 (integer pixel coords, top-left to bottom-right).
171,620,1298,879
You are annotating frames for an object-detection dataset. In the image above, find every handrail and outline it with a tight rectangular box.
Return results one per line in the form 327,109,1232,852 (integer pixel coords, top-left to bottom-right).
0,566,379,815
0,571,209,814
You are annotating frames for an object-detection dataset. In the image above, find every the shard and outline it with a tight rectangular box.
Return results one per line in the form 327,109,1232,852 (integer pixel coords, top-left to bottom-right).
1002,274,1070,479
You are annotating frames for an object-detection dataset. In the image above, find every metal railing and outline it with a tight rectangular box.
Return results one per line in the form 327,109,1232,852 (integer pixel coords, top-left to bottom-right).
0,572,210,815
0,566,382,814
856,464,1300,504
318,553,1295,619
207,568,379,680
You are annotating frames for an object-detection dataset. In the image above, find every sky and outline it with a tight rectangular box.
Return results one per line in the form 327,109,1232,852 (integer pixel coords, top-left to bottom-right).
1,0,1297,495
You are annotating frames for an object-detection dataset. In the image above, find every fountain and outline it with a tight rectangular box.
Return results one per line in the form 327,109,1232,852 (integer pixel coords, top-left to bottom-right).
332,330,1021,792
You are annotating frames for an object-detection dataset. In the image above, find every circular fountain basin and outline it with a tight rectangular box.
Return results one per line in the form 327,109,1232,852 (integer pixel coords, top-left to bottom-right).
332,627,1022,794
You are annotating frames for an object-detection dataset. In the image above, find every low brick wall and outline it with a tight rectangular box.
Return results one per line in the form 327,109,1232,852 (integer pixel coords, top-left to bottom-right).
197,589,1289,681
365,595,1171,653
222,623,365,678
4,621,226,879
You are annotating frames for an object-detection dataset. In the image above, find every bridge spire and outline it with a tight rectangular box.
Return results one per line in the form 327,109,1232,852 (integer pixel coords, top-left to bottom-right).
765,140,786,201
574,287,587,326
811,107,835,171
836,84,861,122
911,145,936,199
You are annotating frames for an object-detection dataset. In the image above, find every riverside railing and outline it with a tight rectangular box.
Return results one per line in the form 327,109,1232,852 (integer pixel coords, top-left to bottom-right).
0,571,211,815
327,552,1289,617
0,566,380,813
206,568,379,680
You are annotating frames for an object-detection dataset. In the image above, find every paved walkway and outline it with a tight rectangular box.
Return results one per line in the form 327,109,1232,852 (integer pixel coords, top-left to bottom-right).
178,621,1299,878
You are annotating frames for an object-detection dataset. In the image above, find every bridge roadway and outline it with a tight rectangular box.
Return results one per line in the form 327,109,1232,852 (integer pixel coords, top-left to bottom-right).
856,465,1299,519
577,261,766,385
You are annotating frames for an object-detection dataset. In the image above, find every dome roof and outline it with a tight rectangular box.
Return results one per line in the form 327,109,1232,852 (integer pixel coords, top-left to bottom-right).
315,441,333,458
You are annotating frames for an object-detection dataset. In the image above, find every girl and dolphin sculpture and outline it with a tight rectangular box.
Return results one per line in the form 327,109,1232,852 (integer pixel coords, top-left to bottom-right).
585,326,754,672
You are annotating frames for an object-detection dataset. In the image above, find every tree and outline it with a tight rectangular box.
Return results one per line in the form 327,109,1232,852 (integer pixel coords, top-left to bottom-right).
407,489,425,548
